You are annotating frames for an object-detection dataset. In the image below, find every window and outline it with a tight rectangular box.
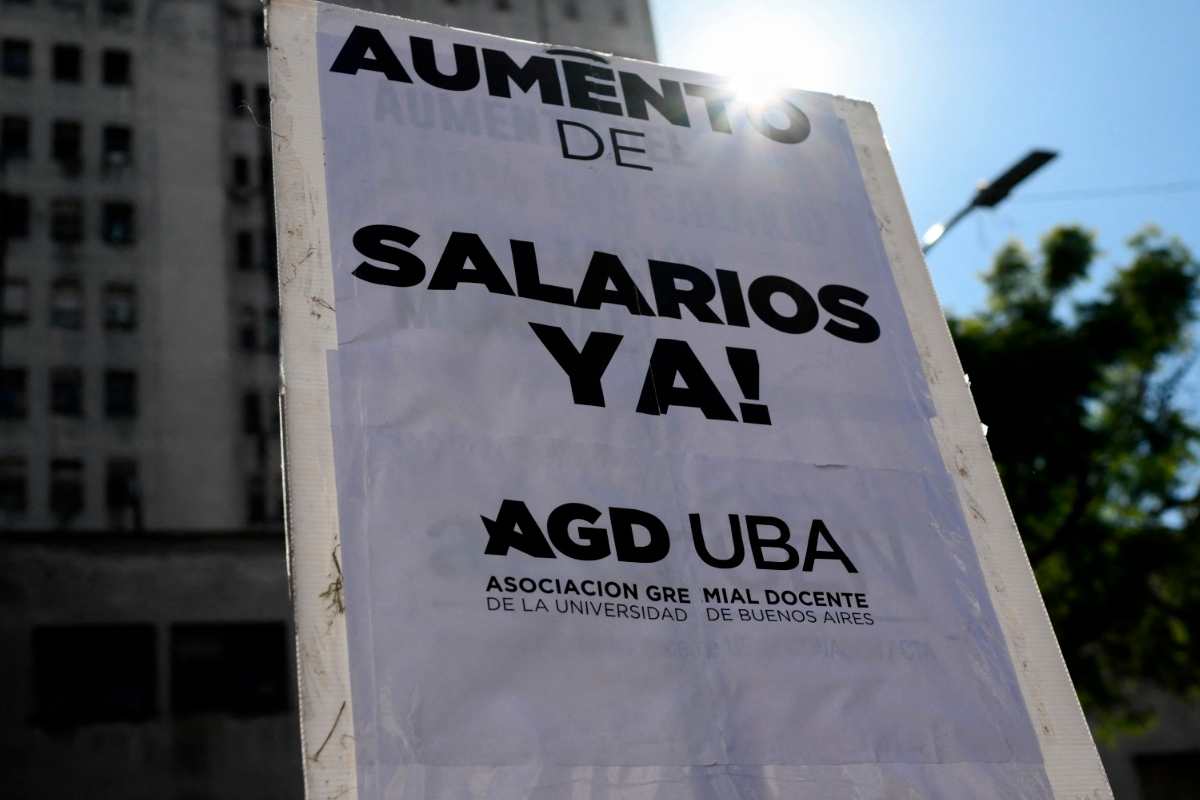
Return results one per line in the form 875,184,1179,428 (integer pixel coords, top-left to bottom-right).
258,155,271,194
51,198,84,243
242,392,261,433
1,116,30,161
0,369,27,418
4,195,30,239
2,40,32,78
103,283,136,330
101,49,130,85
100,0,132,20
563,1,580,20
495,0,510,10
1135,751,1200,799
101,202,134,244
171,623,288,715
612,2,628,25
255,84,270,122
3,279,29,325
34,625,156,724
49,458,84,517
235,231,254,270
102,125,131,166
0,457,26,512
52,121,83,174
105,370,136,418
52,44,82,82
230,81,246,116
51,279,83,329
251,14,266,46
105,458,138,511
238,306,257,351
232,155,250,188
51,368,83,416
265,309,279,354
246,475,266,522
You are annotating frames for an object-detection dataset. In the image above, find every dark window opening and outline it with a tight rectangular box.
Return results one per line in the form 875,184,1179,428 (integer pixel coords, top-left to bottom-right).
53,44,82,82
105,459,137,509
242,392,261,434
106,458,142,529
101,49,131,85
238,307,257,351
247,475,267,523
0,369,27,418
258,155,271,195
102,125,132,167
495,0,510,10
252,15,266,47
235,231,254,270
1135,750,1200,799
3,195,30,239
2,40,33,79
51,368,83,416
51,198,84,244
265,309,279,354
52,120,83,174
232,155,250,187
1,116,30,161
171,623,288,715
563,1,580,20
105,370,136,418
103,283,136,330
51,279,83,329
613,2,627,25
264,231,277,273
255,84,270,122
0,457,26,512
230,81,246,116
49,458,84,518
3,279,29,325
34,625,156,724
100,0,133,19
101,202,134,244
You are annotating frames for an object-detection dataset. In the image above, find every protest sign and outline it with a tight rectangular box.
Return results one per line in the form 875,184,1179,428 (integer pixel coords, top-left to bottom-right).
268,2,1111,797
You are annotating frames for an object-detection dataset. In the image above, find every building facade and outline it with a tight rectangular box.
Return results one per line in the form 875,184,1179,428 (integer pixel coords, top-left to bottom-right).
0,1,654,797
0,0,656,535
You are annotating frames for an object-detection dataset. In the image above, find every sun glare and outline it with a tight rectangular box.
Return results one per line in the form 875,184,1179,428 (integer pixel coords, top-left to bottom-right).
688,7,853,100
726,74,787,107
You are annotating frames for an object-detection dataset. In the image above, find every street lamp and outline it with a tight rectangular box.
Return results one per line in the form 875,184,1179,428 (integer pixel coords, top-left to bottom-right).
921,149,1058,253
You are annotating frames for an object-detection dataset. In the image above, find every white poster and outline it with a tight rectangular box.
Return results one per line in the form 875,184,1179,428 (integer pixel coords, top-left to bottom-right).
279,3,1073,797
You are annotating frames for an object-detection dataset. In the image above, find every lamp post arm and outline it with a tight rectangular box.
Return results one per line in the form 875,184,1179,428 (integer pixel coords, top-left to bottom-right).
921,202,973,254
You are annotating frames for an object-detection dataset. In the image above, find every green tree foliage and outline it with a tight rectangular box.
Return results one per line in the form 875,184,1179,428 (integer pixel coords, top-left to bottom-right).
948,226,1200,732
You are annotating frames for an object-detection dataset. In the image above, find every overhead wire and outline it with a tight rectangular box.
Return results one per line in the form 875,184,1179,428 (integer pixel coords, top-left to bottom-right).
1014,180,1200,203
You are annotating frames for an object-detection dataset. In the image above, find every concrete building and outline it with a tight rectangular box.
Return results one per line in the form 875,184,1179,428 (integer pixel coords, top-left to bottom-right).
0,1,654,797
1097,697,1200,800
0,532,300,799
0,0,655,535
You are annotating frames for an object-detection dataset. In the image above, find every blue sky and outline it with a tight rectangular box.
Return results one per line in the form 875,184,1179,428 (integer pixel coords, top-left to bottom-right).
648,0,1200,316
